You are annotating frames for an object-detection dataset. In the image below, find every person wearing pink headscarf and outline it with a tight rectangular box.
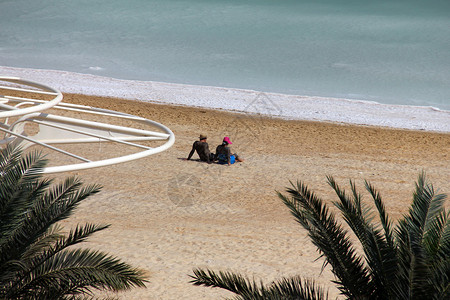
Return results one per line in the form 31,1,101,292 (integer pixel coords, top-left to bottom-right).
215,136,244,166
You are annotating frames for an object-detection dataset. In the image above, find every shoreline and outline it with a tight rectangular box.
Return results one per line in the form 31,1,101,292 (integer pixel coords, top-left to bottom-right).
1,66,449,133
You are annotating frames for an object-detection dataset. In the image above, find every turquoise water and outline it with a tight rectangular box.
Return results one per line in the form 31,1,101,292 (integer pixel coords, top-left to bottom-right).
1,0,449,109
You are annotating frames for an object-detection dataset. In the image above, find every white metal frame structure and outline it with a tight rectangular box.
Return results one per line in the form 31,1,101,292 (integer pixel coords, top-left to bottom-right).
0,76,175,173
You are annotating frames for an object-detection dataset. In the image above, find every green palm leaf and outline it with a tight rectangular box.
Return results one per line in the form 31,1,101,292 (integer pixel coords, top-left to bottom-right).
0,148,48,238
280,181,371,298
424,209,450,299
191,268,264,298
1,177,101,272
190,268,326,300
0,146,147,299
266,276,327,300
395,173,445,299
7,223,110,294
328,177,398,299
191,172,448,300
13,249,146,299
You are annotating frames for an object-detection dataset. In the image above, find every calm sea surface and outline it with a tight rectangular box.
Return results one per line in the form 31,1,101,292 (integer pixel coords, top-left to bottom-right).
1,0,449,110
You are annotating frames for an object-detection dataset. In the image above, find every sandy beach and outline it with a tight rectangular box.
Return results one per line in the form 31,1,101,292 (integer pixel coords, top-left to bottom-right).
1,0,449,296
28,93,446,299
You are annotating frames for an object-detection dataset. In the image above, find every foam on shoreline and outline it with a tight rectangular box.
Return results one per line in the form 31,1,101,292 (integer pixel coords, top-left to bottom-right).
1,66,449,133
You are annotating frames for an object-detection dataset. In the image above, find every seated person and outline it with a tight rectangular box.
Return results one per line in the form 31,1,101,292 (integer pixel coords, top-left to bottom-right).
215,136,244,166
186,134,215,164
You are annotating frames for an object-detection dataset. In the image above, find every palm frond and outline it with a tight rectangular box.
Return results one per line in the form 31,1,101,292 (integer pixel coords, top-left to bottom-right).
423,209,449,258
266,276,328,300
365,180,395,248
0,147,48,235
393,219,414,299
0,178,101,273
0,146,147,298
7,248,147,299
191,173,448,300
279,181,371,299
0,146,47,200
191,268,327,300
24,223,110,274
394,172,448,299
422,209,450,299
21,224,64,263
0,178,51,240
407,172,444,245
190,268,264,298
0,147,52,289
4,223,143,299
34,176,102,229
328,176,399,299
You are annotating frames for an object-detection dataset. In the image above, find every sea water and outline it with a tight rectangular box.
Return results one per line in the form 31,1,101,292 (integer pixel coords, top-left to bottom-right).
0,0,449,127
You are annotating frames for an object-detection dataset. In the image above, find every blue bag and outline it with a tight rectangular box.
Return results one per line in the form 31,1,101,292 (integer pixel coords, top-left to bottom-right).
218,154,235,164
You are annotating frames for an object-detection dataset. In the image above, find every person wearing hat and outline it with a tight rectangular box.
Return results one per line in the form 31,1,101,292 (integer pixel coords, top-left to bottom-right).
215,136,244,166
185,134,214,164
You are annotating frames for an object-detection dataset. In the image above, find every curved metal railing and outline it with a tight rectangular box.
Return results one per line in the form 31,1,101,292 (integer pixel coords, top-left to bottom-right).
0,76,175,173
